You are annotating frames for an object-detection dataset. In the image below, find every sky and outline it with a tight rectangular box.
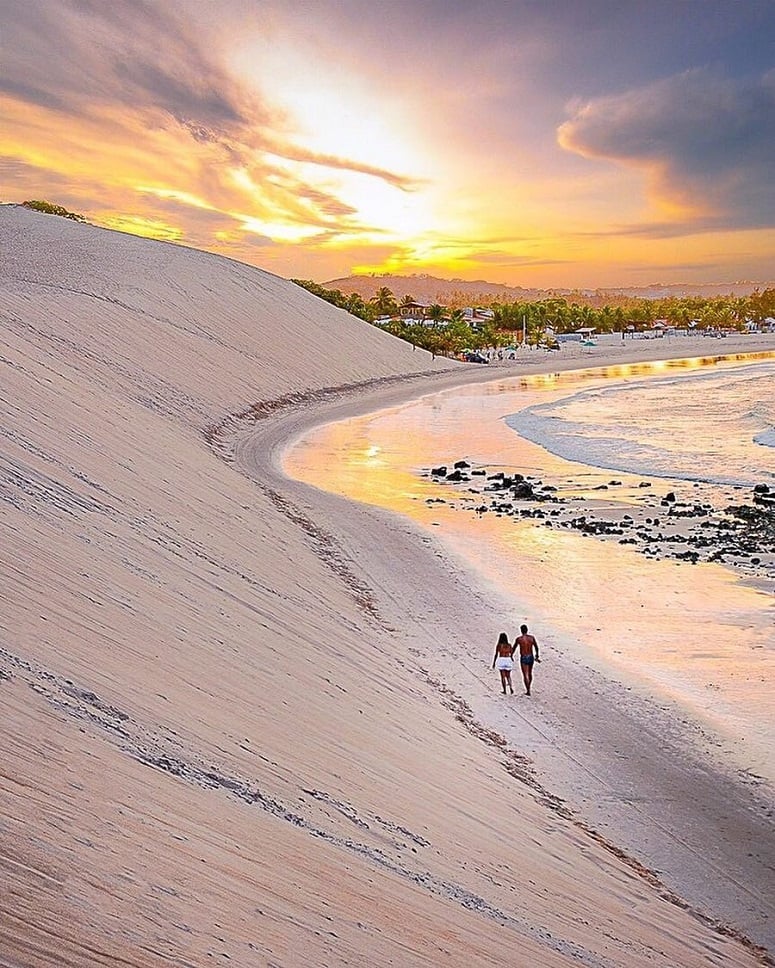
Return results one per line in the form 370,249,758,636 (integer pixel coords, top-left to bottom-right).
2,0,774,289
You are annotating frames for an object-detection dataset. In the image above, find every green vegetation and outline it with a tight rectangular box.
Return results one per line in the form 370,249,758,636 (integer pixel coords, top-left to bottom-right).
21,199,87,222
296,279,775,358
291,279,373,322
371,286,397,317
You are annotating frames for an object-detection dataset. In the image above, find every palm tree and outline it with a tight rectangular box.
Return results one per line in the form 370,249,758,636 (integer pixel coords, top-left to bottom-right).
598,305,615,334
445,317,472,355
371,286,397,317
492,302,520,335
730,297,750,331
346,293,370,321
427,303,446,326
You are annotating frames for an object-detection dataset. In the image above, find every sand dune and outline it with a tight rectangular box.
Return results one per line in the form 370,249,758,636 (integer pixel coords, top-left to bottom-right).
1,205,771,966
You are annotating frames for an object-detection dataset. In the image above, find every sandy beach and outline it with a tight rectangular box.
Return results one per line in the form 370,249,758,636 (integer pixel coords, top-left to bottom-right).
2,204,775,967
282,351,775,952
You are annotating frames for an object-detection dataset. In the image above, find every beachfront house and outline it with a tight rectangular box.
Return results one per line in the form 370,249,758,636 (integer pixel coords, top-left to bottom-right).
398,300,432,321
461,307,495,331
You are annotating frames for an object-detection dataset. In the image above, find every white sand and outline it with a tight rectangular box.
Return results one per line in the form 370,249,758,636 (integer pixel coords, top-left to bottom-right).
2,204,774,967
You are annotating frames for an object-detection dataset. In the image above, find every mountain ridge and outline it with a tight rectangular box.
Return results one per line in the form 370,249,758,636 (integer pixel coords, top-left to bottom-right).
324,273,774,303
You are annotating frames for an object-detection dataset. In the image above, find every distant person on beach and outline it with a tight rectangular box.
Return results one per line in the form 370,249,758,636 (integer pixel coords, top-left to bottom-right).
492,632,515,694
515,624,540,695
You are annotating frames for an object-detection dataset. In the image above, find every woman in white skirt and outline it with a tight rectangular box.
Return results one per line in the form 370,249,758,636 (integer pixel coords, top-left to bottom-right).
491,632,515,694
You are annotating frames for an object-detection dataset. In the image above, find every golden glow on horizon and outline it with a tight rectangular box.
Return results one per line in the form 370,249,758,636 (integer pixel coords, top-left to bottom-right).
4,33,775,287
350,232,491,277
228,37,460,255
339,176,431,240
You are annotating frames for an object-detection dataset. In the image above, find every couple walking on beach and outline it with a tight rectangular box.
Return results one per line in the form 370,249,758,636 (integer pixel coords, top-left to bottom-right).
492,625,540,696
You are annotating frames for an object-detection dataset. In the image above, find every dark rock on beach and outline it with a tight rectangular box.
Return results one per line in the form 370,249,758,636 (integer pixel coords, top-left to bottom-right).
427,458,773,580
753,483,775,506
512,482,536,500
454,462,773,579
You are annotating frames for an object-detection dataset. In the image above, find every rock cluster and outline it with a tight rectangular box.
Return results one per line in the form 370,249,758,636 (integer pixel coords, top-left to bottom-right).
425,460,774,581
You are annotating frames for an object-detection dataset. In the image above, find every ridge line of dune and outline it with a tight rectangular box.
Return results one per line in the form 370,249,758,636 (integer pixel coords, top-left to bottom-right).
5,208,775,966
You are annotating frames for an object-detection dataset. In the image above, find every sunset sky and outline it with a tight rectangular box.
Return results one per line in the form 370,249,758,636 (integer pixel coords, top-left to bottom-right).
2,0,774,288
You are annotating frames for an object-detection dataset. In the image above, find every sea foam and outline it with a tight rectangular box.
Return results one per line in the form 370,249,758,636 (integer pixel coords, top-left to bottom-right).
506,362,775,486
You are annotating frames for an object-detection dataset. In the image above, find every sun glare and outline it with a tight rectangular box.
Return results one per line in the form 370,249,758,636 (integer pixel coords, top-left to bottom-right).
239,41,425,174
239,215,322,243
231,39,447,249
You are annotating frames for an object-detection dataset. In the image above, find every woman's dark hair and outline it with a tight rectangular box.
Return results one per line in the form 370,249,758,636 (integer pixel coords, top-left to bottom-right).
497,632,509,645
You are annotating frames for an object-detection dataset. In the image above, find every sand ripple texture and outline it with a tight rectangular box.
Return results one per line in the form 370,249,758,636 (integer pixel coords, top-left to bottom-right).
0,206,770,966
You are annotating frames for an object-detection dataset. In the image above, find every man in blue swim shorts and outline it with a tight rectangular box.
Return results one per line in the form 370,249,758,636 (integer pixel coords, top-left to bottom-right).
515,624,540,696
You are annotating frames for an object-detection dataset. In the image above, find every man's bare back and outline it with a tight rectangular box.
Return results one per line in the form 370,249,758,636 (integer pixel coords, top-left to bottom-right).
515,624,539,695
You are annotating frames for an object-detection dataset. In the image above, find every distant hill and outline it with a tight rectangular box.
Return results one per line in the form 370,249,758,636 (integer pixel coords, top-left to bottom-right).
595,281,775,299
323,274,553,304
324,273,774,304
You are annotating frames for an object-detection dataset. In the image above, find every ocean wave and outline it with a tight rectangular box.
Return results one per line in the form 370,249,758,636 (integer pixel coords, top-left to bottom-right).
506,362,775,486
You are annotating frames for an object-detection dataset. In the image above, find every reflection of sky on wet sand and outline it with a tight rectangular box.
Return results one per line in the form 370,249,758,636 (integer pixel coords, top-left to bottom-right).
284,356,775,785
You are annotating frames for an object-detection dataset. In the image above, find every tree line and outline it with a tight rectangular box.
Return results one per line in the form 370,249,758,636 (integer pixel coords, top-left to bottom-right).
20,199,87,221
293,280,775,357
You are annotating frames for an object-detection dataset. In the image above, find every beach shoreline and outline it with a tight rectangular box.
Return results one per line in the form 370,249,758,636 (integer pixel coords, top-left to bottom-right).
5,208,775,966
244,334,775,953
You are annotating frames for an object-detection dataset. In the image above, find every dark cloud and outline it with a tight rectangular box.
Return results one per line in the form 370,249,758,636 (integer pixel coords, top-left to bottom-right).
139,178,373,241
0,0,265,129
558,68,775,231
112,59,244,128
440,234,539,248
0,0,414,195
231,232,277,249
0,156,70,188
237,165,388,236
0,78,69,113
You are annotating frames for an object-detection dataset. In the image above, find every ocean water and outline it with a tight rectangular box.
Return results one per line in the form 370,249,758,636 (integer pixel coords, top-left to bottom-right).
507,361,775,487
284,353,775,787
